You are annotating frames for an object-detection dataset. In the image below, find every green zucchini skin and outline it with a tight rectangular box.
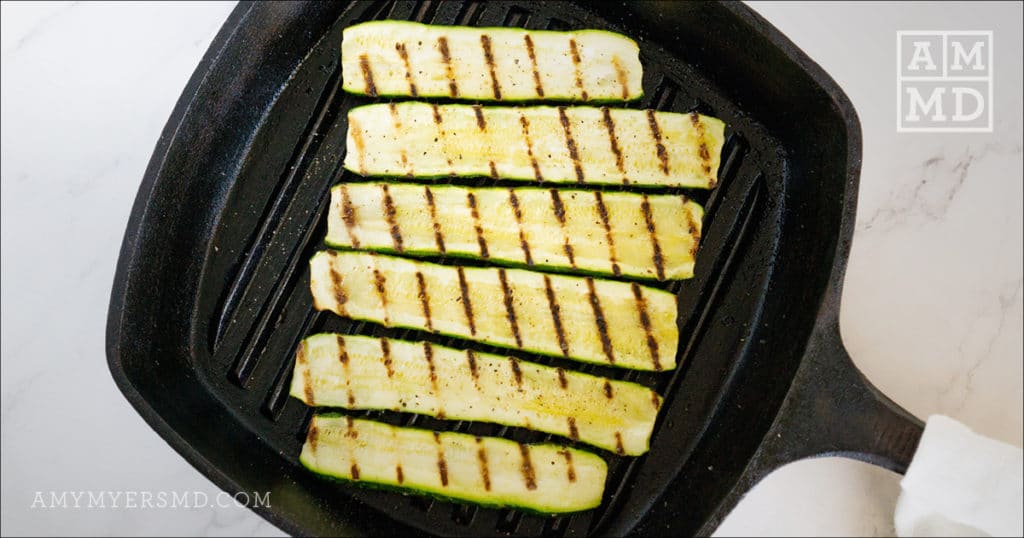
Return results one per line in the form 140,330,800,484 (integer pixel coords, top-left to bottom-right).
301,415,608,513
309,250,679,371
344,103,725,188
291,333,662,455
341,21,643,102
327,182,704,281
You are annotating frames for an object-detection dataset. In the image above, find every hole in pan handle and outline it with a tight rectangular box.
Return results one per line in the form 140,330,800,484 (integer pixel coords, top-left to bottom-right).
698,322,925,535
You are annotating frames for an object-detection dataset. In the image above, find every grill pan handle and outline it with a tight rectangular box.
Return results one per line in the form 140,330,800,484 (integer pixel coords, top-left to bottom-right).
698,322,925,535
757,322,925,473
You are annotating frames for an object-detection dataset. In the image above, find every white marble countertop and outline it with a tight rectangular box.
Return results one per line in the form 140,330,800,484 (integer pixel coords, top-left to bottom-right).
1,2,1020,536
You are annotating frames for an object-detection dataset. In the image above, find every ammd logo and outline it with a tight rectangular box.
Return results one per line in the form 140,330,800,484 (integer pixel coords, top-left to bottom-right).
897,31,993,132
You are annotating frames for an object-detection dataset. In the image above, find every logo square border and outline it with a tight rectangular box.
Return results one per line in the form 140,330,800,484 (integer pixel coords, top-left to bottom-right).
896,30,994,133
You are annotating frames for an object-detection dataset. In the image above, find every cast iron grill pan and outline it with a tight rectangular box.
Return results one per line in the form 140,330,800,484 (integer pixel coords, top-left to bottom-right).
108,1,923,536
205,1,762,534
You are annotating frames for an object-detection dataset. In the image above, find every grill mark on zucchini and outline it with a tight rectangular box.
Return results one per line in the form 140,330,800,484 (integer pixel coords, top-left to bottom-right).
612,56,629,100
593,191,621,276
395,464,404,484
349,119,367,175
423,342,439,392
380,338,394,378
472,105,486,130
298,342,315,405
652,392,661,410
488,161,498,179
394,42,418,97
466,349,481,390
434,431,450,486
585,278,616,365
336,335,356,406
543,275,570,358
307,424,319,451
518,113,543,181
567,417,579,441
507,189,533,265
614,433,626,456
551,189,567,222
337,186,360,248
456,267,476,336
701,142,712,179
640,195,666,281
497,268,523,349
428,105,457,176
387,102,401,128
347,418,361,479
380,184,403,252
549,190,576,267
329,266,347,313
519,444,538,490
603,380,614,399
372,268,390,326
466,192,489,258
557,107,585,183
601,107,628,184
415,272,433,331
479,34,502,100
436,37,459,98
568,39,588,101
476,437,491,491
399,152,412,177
681,195,701,259
358,54,377,97
523,35,544,97
698,149,711,175
683,195,699,237
647,109,670,175
423,187,446,253
510,357,523,389
690,112,714,185
560,450,577,483
631,282,662,371
556,367,568,389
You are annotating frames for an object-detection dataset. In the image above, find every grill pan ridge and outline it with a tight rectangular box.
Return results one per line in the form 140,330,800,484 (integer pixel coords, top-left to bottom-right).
107,1,923,536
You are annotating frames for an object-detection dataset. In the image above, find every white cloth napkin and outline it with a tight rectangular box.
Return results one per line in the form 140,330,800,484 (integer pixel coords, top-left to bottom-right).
895,415,1023,537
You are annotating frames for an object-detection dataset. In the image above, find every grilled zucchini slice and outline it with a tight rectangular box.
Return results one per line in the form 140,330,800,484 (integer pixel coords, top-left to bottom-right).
341,21,642,102
301,415,607,513
292,333,662,455
327,182,703,280
310,250,678,371
345,103,725,188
